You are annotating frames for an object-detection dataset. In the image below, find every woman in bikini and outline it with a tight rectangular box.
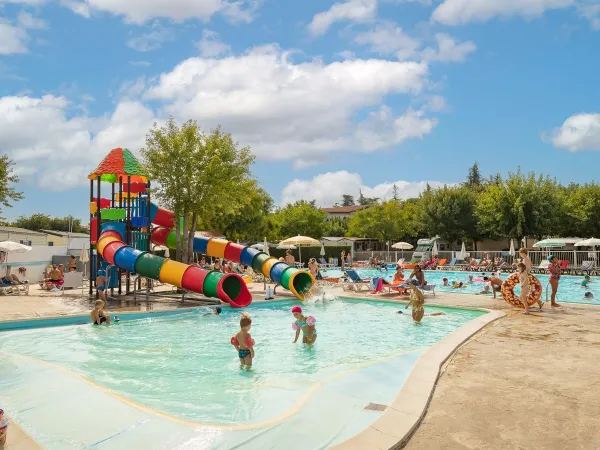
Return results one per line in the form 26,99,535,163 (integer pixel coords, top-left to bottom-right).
548,255,561,307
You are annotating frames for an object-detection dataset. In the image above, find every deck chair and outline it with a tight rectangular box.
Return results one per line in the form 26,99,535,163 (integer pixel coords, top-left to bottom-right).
531,260,549,274
558,260,570,275
343,269,371,292
435,259,448,270
318,258,335,268
579,260,595,275
413,280,437,296
58,272,85,295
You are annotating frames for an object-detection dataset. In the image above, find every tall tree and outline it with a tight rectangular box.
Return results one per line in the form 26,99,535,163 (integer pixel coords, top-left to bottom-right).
347,200,421,243
13,213,51,231
323,217,349,237
142,119,255,263
392,184,400,201
420,186,480,245
466,162,483,189
341,194,355,207
0,154,23,219
476,170,563,241
561,183,600,237
357,189,378,206
270,201,327,238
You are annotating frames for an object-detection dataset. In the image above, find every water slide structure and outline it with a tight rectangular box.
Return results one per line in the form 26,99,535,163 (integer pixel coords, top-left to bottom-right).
87,148,315,306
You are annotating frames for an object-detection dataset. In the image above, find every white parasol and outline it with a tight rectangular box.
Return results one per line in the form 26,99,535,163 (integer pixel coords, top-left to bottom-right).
0,241,32,275
459,242,467,260
279,235,320,264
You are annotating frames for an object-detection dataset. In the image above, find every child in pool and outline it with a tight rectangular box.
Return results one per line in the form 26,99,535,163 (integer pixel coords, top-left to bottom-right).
517,262,530,315
467,274,474,284
231,313,255,369
90,299,111,325
203,306,222,316
442,278,449,286
584,291,593,299
292,306,317,344
582,275,591,288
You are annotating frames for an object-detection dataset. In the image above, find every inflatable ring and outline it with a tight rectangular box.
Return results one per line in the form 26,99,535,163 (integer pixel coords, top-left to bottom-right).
501,273,542,308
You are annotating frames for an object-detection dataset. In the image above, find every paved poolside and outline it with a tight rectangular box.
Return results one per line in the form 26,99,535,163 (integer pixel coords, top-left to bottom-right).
1,283,599,449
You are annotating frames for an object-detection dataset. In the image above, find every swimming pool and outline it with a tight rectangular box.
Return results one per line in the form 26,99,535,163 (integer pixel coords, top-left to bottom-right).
321,268,600,305
0,299,484,448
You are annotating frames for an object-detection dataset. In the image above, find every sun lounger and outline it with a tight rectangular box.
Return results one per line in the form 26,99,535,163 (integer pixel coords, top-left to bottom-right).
578,260,595,275
531,260,549,274
342,269,372,292
435,259,448,270
318,258,335,268
57,272,86,295
558,260,571,275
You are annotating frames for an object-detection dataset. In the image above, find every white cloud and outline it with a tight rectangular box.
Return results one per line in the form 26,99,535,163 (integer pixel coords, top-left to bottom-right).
145,45,432,165
421,33,476,62
0,21,28,55
549,113,600,151
17,11,47,29
127,21,173,52
196,29,231,57
63,0,258,24
130,60,151,66
281,170,450,206
431,0,575,26
354,20,421,60
309,0,377,36
578,2,600,29
0,95,156,191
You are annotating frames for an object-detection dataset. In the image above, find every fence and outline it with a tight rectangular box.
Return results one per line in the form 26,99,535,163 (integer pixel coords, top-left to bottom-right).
352,250,599,269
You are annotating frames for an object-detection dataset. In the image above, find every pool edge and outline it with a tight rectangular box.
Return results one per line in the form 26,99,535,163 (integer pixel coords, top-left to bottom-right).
329,308,506,450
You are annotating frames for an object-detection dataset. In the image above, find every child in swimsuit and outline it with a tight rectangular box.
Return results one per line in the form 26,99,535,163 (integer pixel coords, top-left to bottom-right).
406,285,425,323
90,300,111,325
517,262,530,314
96,270,106,301
231,313,254,369
292,306,317,344
582,275,591,288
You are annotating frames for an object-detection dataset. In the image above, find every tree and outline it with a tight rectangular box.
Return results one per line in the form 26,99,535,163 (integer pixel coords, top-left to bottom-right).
213,185,274,242
270,201,327,238
13,213,51,231
142,118,255,263
347,200,421,243
466,162,483,189
323,217,349,237
392,184,400,201
341,194,355,207
0,154,23,219
358,189,378,206
561,183,600,237
420,186,480,245
476,170,563,242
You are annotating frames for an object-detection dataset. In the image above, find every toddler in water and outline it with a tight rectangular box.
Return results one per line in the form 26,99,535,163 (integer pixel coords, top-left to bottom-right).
582,275,591,288
467,274,474,284
231,313,255,369
442,278,449,286
292,306,317,344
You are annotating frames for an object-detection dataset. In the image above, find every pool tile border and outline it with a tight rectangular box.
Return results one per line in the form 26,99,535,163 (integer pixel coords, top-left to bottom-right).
330,308,505,450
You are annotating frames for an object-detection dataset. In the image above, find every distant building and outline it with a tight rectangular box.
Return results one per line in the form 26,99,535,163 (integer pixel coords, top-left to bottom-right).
0,226,49,246
321,205,368,221
41,230,90,250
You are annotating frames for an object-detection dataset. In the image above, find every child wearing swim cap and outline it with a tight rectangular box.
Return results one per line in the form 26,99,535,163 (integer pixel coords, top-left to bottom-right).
292,306,317,344
231,313,255,369
582,275,591,288
96,269,106,301
442,278,449,286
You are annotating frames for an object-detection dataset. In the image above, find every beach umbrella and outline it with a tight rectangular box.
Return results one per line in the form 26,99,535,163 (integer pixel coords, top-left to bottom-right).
276,244,297,250
574,238,600,247
250,242,274,251
392,241,413,258
509,239,515,257
320,243,326,257
459,242,467,260
533,238,566,248
279,235,320,264
80,243,90,277
0,241,32,274
432,240,439,257
263,237,270,256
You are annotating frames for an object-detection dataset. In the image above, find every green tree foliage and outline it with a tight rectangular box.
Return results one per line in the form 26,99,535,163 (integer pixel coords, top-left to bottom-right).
561,183,600,237
475,170,563,241
341,195,355,206
213,185,274,242
357,190,378,206
420,186,480,245
392,184,400,201
13,214,87,233
141,118,255,262
270,201,327,238
0,154,23,219
466,162,483,189
323,217,349,237
347,200,422,242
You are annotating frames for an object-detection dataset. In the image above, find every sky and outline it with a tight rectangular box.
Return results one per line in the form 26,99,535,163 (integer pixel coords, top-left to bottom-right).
1,0,600,223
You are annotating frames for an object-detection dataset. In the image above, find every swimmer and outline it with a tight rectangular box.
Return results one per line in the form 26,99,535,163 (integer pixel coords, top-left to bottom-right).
203,306,222,316
292,306,317,344
584,292,594,299
467,274,474,284
582,275,591,288
231,313,254,369
90,299,111,325
452,281,466,289
442,278,449,286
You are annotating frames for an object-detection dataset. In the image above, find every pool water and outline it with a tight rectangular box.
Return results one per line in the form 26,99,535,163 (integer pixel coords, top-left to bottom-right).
321,268,600,305
0,299,482,425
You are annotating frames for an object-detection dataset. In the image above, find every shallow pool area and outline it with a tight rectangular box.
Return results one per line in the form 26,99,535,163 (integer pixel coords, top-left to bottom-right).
321,268,600,305
0,299,484,449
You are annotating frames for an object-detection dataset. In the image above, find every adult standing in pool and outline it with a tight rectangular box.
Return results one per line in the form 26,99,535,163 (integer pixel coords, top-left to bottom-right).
548,255,561,307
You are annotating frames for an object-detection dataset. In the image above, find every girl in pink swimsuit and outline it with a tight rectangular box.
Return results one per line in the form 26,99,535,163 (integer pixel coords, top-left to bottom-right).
548,256,561,307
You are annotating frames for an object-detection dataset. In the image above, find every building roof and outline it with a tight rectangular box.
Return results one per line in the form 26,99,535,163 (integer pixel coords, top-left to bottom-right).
321,205,368,213
0,226,48,236
41,230,90,238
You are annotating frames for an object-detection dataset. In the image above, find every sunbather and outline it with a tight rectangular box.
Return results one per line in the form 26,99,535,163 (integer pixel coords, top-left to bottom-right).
408,265,427,286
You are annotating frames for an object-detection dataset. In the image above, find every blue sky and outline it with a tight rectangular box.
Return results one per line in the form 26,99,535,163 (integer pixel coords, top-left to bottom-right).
1,0,600,223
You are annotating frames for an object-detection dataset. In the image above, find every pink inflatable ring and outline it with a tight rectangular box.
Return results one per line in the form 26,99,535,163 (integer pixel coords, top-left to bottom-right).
501,272,542,308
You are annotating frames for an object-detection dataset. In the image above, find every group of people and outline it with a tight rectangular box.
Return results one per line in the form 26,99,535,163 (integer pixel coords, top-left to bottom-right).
196,256,248,275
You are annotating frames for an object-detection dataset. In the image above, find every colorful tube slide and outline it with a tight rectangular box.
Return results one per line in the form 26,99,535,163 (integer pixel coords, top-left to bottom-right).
96,223,252,308
146,203,315,300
